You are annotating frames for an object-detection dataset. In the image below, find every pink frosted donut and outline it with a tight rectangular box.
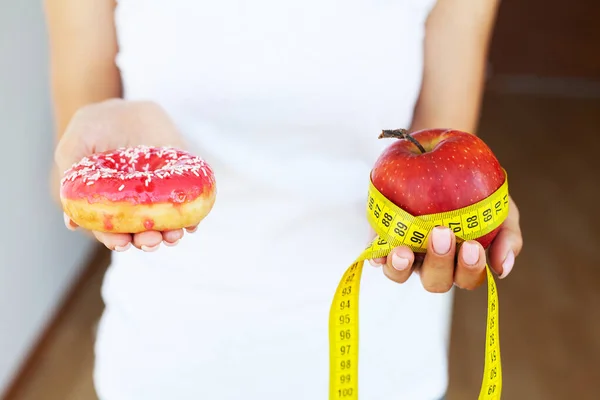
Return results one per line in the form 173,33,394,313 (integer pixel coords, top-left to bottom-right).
60,145,216,233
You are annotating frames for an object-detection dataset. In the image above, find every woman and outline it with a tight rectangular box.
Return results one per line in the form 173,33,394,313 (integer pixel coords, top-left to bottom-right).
45,0,523,399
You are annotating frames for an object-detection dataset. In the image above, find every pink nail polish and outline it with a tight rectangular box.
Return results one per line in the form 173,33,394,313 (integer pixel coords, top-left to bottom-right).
141,244,160,252
431,226,451,255
114,243,131,252
461,242,480,265
368,259,381,267
63,214,76,231
392,253,409,271
499,250,515,279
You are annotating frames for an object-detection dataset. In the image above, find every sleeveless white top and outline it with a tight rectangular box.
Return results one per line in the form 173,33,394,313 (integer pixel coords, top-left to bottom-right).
94,1,453,399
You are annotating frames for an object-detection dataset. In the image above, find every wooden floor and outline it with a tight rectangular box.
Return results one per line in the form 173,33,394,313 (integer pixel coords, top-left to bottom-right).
4,91,600,400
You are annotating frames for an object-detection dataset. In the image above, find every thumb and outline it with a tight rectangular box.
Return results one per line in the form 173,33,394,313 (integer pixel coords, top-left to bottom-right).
488,196,523,278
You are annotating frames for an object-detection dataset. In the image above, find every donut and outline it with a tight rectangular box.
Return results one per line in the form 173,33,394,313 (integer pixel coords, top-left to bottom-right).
60,145,216,233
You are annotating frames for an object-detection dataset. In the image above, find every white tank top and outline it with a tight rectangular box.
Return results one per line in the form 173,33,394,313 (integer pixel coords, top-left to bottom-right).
95,1,452,399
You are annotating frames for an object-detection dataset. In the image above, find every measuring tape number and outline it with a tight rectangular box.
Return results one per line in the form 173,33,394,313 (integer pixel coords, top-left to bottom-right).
329,170,509,400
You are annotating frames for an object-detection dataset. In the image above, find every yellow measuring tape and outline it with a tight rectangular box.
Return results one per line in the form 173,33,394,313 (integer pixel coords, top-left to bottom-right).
329,170,509,400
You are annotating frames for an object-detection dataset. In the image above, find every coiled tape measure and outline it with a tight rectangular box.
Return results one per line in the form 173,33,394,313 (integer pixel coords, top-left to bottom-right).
329,170,509,400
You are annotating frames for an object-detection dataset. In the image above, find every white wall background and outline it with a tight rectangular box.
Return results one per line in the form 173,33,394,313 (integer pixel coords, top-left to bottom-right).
0,0,96,394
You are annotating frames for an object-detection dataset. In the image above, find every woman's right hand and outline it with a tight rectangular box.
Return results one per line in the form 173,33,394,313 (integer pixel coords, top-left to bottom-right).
54,99,198,252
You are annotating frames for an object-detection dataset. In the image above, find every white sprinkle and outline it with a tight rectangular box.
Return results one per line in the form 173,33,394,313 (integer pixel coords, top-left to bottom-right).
60,145,213,190
118,184,125,191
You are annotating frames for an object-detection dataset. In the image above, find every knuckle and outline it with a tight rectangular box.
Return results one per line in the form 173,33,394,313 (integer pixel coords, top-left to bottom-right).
457,281,477,291
72,102,98,119
423,281,453,293
142,100,163,112
457,271,487,290
129,100,163,116
382,266,407,284
101,98,126,107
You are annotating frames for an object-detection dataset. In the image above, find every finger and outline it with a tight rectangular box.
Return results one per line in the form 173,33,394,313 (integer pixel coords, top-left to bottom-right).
381,246,415,284
63,213,78,231
185,225,198,234
93,231,133,252
489,197,523,279
366,226,386,267
162,229,184,246
419,226,456,293
454,240,487,290
133,231,163,252
370,255,387,267
370,255,387,266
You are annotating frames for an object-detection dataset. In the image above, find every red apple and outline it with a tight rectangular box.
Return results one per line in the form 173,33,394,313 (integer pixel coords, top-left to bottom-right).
371,128,506,253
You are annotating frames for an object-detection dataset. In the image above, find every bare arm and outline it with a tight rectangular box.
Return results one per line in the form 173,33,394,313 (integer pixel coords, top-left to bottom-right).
44,0,122,140
379,0,522,289
45,0,192,251
410,0,501,134
44,0,122,201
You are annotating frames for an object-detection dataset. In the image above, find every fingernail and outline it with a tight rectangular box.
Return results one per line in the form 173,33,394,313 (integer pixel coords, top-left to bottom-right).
392,253,409,271
141,244,160,252
164,239,180,247
461,242,480,265
114,243,131,252
499,250,515,279
186,226,197,233
431,226,451,255
63,213,76,231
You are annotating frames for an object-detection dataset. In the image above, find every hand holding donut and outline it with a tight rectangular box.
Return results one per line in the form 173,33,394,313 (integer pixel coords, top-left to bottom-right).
55,99,216,252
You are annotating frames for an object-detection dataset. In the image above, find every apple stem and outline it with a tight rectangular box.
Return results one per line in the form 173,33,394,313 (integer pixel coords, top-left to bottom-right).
379,129,427,154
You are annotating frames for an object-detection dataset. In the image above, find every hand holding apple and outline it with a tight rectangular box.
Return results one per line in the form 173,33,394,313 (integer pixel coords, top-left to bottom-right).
367,128,523,292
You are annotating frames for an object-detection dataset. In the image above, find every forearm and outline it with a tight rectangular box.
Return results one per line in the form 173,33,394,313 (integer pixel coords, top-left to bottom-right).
409,0,500,135
44,0,122,140
45,0,122,203
409,74,485,135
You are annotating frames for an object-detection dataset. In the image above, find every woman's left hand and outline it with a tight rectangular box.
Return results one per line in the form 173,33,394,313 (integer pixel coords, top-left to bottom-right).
368,196,523,292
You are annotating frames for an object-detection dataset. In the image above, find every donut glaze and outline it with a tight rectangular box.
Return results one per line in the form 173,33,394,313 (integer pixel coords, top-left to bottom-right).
60,145,216,233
